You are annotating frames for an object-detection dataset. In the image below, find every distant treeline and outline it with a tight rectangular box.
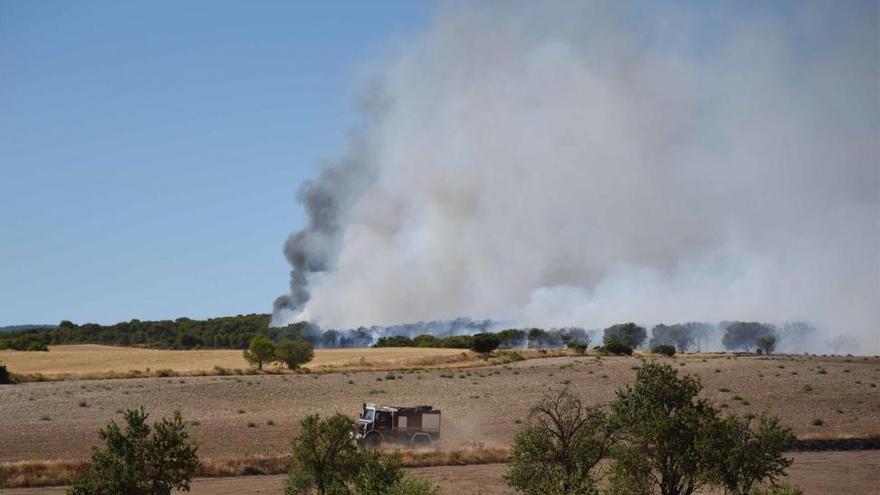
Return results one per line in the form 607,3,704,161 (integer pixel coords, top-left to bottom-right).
0,313,816,354
0,314,308,351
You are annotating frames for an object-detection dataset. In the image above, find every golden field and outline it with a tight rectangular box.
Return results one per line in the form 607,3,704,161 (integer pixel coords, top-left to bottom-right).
0,344,472,379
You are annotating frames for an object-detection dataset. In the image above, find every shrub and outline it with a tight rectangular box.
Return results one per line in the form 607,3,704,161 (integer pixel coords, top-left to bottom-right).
412,335,440,348
373,336,414,347
602,339,633,356
567,342,588,354
438,335,473,349
0,364,13,385
275,339,314,369
470,333,501,354
652,345,676,357
285,414,439,495
67,408,198,495
811,418,824,427
27,341,49,352
243,336,275,370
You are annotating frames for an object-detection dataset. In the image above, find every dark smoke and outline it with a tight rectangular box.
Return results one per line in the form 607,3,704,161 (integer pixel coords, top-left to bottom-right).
273,133,376,321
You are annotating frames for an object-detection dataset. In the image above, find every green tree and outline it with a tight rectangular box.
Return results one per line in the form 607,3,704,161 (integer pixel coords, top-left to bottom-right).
470,333,501,354
67,408,198,495
243,335,276,370
607,362,716,495
722,322,775,352
285,414,440,495
702,412,795,495
504,388,615,495
603,323,647,348
275,339,314,369
286,414,360,495
756,335,778,356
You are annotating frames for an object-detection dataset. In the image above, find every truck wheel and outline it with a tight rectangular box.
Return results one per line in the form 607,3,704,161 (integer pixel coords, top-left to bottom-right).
411,435,430,447
363,433,381,448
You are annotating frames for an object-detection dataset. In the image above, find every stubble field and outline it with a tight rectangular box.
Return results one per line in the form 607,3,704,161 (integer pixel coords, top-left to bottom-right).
0,345,472,379
1,349,878,464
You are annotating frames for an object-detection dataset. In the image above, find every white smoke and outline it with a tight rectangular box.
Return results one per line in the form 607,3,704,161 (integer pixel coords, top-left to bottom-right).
276,1,880,354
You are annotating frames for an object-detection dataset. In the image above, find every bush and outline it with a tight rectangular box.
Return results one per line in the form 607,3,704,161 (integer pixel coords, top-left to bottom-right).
439,335,473,349
602,339,633,356
374,336,414,347
567,342,588,354
0,364,13,385
243,336,275,370
67,408,198,495
470,333,501,354
412,335,440,347
27,341,49,352
652,345,676,357
285,414,440,495
275,339,314,369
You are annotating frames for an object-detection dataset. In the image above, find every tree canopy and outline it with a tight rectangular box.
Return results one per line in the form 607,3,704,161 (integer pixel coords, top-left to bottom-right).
67,408,198,495
603,323,647,348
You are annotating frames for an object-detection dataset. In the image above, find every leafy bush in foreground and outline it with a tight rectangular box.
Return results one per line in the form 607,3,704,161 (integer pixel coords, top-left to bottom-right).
67,408,198,495
507,363,800,495
0,364,13,384
285,413,440,495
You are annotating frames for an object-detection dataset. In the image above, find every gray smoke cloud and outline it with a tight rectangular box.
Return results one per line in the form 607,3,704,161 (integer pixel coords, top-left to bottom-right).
274,1,880,353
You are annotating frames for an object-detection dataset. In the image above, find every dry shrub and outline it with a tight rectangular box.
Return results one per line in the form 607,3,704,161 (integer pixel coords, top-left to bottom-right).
0,459,87,488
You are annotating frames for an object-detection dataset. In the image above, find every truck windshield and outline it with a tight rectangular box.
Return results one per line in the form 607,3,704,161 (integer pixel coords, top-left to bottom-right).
361,409,375,422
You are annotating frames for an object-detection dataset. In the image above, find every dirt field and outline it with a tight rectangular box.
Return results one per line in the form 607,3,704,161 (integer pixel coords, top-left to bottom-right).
0,345,470,378
1,352,878,464
3,452,879,495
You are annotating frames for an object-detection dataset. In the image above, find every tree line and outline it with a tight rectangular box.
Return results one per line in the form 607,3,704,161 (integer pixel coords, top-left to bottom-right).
0,313,810,356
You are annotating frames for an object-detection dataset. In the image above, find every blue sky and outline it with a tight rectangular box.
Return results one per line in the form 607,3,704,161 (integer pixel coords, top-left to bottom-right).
0,0,432,325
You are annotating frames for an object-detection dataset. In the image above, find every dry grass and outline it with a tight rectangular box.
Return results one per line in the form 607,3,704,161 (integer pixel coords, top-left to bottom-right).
0,446,511,489
0,345,517,381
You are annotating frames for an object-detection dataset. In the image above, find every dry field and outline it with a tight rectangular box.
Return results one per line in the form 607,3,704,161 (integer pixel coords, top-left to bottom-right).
0,345,479,379
3,452,879,495
1,352,878,466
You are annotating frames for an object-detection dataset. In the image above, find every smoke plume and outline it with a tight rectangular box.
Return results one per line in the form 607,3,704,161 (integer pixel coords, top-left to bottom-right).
275,1,880,353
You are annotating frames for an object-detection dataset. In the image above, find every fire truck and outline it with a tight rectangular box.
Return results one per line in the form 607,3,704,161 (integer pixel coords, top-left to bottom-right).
352,403,441,447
